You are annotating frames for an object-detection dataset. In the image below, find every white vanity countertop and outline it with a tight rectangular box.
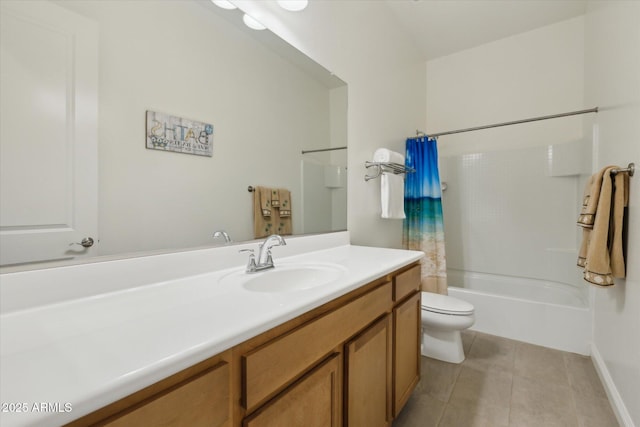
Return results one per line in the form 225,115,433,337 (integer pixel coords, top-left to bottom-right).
0,241,423,427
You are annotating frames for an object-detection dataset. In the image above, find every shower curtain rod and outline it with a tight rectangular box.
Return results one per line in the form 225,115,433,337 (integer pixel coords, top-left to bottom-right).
416,107,599,138
301,146,347,154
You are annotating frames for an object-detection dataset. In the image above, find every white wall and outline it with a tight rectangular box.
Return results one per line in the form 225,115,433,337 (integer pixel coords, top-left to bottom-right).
425,17,586,286
234,1,427,249
584,2,640,426
427,16,585,157
56,0,335,255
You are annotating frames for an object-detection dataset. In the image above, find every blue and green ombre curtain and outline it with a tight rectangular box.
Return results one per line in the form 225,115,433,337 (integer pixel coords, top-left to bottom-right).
403,136,448,294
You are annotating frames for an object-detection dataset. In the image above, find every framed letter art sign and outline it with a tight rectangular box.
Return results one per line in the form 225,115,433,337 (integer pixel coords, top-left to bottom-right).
146,110,214,157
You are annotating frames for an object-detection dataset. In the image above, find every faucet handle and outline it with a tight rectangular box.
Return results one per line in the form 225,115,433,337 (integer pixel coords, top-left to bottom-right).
239,248,255,258
239,249,257,272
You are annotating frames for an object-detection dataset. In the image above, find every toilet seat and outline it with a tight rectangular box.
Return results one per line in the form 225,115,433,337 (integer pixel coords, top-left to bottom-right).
421,292,474,316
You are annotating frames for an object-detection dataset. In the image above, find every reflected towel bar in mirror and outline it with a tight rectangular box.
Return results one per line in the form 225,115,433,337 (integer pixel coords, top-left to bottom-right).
301,146,347,154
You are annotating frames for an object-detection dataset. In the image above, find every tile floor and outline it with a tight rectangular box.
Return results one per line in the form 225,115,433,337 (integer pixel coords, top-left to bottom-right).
393,331,619,427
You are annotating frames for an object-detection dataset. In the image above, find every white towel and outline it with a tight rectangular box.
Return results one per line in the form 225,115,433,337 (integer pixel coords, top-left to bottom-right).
373,148,406,219
373,148,404,164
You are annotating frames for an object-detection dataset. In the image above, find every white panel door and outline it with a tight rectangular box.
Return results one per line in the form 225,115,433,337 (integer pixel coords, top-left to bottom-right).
0,0,98,265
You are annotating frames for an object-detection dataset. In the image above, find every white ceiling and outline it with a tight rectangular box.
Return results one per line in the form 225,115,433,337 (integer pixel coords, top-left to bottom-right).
384,0,588,61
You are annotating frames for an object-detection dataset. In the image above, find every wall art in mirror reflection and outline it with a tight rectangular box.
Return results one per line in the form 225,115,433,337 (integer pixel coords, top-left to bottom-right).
146,110,214,157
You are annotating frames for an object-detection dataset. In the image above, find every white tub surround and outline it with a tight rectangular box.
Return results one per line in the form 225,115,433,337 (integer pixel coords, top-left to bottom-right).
447,269,591,355
0,232,423,427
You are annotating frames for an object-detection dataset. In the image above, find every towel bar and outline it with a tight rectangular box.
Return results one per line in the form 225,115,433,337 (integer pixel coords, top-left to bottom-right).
364,161,415,181
610,163,635,177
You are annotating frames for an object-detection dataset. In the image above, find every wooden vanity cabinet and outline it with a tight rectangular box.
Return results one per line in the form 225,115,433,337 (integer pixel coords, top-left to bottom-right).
242,263,420,427
66,262,421,427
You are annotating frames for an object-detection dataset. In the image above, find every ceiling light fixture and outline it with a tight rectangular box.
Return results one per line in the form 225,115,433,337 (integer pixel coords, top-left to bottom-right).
277,0,309,12
242,13,266,30
211,0,237,9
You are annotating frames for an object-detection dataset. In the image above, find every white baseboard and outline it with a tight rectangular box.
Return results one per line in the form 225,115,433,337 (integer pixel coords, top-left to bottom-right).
590,343,636,427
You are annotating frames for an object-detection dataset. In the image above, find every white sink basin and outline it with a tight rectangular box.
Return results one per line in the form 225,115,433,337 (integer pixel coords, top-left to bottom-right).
219,263,347,293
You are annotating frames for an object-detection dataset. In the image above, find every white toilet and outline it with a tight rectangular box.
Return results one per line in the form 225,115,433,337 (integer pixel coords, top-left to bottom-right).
421,291,475,364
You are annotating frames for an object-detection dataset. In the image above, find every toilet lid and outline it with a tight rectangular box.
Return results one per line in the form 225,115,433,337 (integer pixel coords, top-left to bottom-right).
421,292,474,316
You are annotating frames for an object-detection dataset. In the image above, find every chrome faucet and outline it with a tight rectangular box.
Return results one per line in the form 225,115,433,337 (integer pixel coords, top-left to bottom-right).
257,234,286,267
240,234,287,273
213,230,232,244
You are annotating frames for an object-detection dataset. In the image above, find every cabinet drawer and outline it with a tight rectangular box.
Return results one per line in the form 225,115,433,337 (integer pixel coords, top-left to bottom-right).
243,282,392,412
243,353,341,427
104,362,230,427
394,265,420,302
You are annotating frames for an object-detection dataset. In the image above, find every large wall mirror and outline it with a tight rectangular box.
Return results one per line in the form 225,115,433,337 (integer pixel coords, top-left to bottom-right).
0,0,347,267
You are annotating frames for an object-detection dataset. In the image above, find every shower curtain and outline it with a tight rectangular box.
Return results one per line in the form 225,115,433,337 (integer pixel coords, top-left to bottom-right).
403,136,448,294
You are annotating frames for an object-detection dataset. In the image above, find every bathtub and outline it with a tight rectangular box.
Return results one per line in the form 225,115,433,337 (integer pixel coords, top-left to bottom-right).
446,269,591,355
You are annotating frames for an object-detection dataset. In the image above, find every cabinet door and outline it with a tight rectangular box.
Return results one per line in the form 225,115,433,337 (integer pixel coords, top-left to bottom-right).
393,292,421,417
103,362,230,427
244,353,341,427
345,315,391,427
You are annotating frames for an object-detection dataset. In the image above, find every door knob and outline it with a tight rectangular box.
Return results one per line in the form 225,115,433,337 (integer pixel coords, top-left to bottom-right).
74,237,95,248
